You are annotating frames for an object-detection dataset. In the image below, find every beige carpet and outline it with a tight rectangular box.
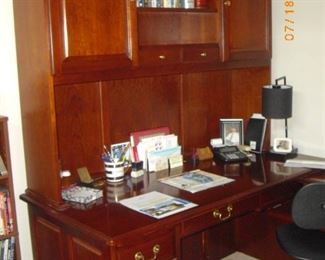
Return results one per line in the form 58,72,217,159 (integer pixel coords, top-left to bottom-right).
221,251,260,260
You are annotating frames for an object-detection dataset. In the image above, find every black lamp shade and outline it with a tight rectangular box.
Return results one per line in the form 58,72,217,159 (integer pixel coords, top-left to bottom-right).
262,85,292,119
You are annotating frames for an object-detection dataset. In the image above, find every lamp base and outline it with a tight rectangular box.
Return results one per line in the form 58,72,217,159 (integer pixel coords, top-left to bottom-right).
267,147,298,161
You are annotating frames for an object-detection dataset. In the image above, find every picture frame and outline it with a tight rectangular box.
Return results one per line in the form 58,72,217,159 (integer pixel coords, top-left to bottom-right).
273,138,293,153
111,141,131,165
220,119,243,146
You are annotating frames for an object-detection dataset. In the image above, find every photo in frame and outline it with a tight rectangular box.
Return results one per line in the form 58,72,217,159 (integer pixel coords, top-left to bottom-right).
220,119,244,146
273,138,292,153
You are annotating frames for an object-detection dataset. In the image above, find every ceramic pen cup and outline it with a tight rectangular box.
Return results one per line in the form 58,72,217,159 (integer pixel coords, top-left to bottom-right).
104,161,125,183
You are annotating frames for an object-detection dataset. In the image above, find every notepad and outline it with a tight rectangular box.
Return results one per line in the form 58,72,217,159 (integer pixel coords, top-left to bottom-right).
284,159,325,169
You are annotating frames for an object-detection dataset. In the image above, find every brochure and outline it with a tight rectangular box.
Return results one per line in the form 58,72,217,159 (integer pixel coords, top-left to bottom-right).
159,169,234,193
119,191,197,219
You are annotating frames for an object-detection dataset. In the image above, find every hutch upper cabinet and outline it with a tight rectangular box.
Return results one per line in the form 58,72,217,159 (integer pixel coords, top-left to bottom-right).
49,0,138,75
14,0,271,208
221,0,271,61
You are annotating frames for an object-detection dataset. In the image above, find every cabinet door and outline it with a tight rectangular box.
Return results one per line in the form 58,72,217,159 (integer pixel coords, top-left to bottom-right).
221,0,271,61
50,0,138,74
33,217,65,260
181,221,236,260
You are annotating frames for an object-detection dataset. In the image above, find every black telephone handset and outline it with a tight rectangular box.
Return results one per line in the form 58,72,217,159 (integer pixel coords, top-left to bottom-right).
212,146,248,163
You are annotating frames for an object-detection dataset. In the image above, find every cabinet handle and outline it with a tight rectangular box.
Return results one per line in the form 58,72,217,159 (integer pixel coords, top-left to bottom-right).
224,0,231,6
200,52,207,57
158,55,166,60
213,204,233,221
134,244,160,260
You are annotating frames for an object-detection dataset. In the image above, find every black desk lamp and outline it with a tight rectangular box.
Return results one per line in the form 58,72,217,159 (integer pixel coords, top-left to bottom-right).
262,76,298,160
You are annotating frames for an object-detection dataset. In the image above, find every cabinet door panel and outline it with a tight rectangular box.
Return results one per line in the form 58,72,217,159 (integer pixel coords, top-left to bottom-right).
181,221,235,260
222,0,271,61
70,237,105,260
34,217,65,260
182,71,231,150
50,0,137,74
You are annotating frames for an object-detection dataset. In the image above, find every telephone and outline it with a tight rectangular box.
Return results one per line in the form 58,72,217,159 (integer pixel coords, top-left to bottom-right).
212,146,248,163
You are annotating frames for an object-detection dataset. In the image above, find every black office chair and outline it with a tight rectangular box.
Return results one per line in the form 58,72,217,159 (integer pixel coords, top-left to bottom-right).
276,183,325,260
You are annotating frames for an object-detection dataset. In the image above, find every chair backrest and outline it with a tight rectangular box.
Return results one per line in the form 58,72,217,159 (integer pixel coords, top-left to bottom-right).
292,182,325,230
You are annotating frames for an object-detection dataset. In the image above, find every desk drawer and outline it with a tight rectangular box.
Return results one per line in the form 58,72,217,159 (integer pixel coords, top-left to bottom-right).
182,196,258,236
139,46,182,66
116,229,176,260
182,44,219,63
259,182,301,209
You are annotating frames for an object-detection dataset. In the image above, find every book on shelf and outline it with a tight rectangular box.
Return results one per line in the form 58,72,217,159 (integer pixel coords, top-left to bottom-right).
244,114,267,153
0,155,7,176
137,0,186,8
120,191,197,219
0,188,13,236
0,237,15,260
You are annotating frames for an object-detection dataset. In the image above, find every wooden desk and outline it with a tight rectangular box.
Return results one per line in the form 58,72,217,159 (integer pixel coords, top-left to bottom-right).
21,155,321,260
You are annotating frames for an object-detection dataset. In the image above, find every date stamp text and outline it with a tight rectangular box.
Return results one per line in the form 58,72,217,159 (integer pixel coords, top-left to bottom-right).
284,0,295,41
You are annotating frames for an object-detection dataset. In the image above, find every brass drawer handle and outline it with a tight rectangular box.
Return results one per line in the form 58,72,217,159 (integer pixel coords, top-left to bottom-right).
213,204,233,221
200,52,207,57
135,252,144,260
224,0,231,6
134,244,160,260
158,55,166,60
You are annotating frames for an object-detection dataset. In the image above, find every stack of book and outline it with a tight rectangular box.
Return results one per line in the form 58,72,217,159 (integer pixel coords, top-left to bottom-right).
130,127,183,172
137,0,195,8
0,189,14,236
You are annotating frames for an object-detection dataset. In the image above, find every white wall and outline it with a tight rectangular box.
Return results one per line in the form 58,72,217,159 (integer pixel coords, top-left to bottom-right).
0,1,33,259
0,1,324,260
272,0,325,157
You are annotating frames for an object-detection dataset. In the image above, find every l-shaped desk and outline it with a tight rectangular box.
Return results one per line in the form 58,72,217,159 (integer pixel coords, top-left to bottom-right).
21,155,322,260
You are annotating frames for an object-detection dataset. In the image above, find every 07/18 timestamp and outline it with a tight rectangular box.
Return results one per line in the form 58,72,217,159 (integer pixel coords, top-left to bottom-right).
284,0,295,41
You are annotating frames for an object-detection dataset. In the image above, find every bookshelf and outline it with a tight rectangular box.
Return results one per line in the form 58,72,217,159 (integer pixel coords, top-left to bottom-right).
0,116,20,259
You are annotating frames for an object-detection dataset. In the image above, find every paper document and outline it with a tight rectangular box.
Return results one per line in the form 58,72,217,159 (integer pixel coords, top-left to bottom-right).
159,169,234,193
284,159,325,169
120,191,197,219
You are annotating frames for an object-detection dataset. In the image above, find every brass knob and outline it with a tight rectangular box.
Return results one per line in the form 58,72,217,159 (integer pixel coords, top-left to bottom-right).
213,204,233,221
134,251,144,260
152,244,160,259
200,52,207,57
224,0,231,6
134,244,160,260
158,55,166,60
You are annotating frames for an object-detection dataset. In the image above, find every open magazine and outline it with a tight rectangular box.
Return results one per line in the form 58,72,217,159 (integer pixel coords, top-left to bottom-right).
119,191,197,219
159,169,234,193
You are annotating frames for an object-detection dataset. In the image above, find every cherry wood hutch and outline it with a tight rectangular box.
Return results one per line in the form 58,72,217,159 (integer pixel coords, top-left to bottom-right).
11,0,309,259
